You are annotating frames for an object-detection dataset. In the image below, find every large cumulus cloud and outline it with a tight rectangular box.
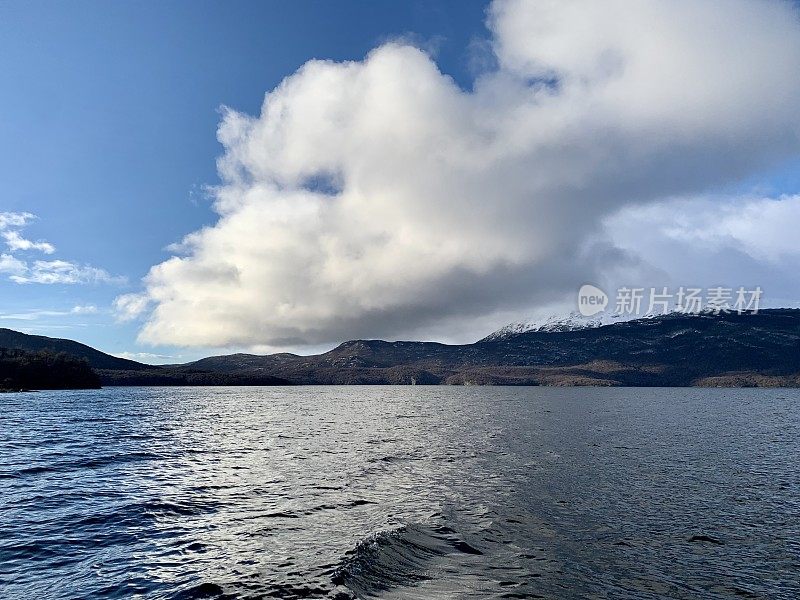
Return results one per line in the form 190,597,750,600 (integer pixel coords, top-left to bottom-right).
121,0,800,347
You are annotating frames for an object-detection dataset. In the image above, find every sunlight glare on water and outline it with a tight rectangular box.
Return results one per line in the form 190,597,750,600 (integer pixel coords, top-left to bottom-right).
1,386,799,599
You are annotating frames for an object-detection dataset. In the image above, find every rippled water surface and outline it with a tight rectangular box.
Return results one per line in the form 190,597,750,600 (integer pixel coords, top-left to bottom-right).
1,386,799,599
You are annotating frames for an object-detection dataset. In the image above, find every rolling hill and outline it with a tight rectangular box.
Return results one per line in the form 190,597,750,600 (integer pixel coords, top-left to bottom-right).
0,328,290,387
167,309,800,386
3,309,799,387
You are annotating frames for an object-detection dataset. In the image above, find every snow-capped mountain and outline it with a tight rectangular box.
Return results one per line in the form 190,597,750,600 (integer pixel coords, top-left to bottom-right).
480,310,634,341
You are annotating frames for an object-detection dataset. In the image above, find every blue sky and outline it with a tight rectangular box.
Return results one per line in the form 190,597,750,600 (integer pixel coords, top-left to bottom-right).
2,0,800,362
0,0,488,361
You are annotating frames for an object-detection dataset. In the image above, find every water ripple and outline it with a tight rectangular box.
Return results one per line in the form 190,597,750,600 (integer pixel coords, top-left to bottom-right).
0,386,798,599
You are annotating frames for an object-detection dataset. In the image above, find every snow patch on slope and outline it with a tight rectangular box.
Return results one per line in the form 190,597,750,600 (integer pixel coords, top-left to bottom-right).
480,311,635,341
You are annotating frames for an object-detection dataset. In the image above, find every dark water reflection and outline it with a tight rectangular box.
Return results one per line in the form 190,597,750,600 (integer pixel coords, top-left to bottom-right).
1,386,798,599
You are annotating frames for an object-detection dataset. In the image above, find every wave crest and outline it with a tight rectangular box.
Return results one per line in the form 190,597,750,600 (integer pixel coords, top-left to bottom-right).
332,523,482,598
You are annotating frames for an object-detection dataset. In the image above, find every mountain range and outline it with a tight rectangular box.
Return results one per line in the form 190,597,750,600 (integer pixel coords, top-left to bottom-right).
2,308,800,387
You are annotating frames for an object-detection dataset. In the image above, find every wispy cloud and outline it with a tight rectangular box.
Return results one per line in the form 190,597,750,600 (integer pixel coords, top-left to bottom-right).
1,230,55,254
9,260,124,285
113,351,181,362
0,305,100,321
0,213,34,229
0,212,55,254
0,212,123,285
71,304,99,315
112,293,151,321
0,253,26,276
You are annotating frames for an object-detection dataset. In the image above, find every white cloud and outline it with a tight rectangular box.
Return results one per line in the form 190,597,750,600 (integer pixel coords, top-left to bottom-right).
113,351,180,363
71,304,99,314
126,0,800,347
0,212,33,229
113,293,151,322
600,194,800,308
0,253,27,276
0,312,44,321
0,212,121,285
1,230,55,254
607,195,800,264
9,260,123,285
0,212,55,254
0,305,100,321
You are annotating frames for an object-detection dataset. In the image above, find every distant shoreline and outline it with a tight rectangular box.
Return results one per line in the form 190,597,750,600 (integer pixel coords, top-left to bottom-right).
4,309,800,389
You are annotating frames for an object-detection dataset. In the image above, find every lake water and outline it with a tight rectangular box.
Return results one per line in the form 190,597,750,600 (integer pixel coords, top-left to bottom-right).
1,386,798,599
